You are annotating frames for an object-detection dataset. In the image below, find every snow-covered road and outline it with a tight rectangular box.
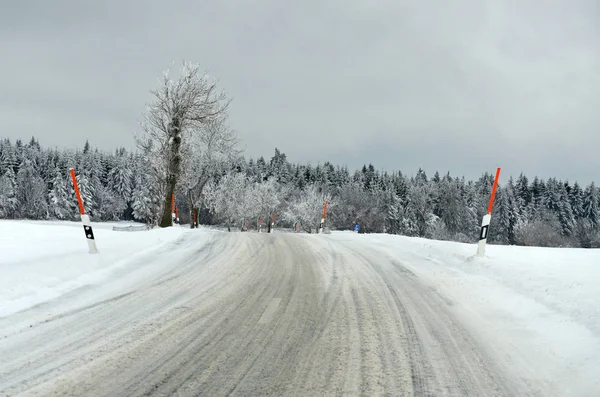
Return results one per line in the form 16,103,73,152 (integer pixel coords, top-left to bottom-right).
0,230,597,396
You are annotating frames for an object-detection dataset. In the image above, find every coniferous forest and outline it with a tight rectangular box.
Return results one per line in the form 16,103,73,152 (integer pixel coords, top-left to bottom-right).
1,136,598,248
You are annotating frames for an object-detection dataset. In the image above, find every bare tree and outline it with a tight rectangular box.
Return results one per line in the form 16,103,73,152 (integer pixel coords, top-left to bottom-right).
181,117,240,227
253,177,282,230
136,62,230,227
203,172,248,230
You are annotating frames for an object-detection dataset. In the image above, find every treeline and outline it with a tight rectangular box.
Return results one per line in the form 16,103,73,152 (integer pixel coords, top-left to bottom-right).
217,149,600,248
0,137,158,224
1,138,599,248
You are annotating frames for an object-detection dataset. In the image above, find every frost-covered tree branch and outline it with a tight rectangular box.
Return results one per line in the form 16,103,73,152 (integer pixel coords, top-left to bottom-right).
283,185,332,233
181,117,241,227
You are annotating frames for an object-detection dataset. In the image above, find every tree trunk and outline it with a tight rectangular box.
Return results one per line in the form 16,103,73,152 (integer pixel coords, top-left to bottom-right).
188,190,195,228
159,120,182,228
187,177,210,229
159,192,174,228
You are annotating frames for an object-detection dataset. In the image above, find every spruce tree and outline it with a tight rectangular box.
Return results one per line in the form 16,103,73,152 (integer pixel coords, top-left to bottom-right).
556,183,575,236
48,167,73,219
583,183,599,228
0,169,18,218
15,159,48,219
570,182,585,220
132,177,153,223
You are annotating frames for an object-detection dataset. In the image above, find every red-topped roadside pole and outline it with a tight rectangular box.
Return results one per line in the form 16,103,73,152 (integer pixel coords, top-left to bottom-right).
319,200,329,234
477,167,501,257
171,195,176,225
69,168,98,254
269,211,277,233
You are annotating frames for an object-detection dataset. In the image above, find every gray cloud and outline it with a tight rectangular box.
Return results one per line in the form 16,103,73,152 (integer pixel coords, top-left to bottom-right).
1,0,598,183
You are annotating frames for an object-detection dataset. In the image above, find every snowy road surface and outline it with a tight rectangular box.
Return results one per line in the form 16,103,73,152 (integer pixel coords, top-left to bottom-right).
0,230,586,396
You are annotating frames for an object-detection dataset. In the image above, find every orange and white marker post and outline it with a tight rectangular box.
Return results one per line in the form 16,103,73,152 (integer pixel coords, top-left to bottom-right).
269,211,277,233
171,194,176,225
477,167,501,257
69,168,98,254
319,200,329,234
258,217,263,233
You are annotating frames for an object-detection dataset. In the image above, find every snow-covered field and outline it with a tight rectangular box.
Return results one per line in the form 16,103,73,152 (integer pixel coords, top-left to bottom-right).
1,221,599,393
0,220,186,317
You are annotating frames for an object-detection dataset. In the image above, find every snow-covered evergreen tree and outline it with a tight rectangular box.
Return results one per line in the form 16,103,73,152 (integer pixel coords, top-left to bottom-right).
108,155,133,204
514,173,530,217
405,184,435,237
268,148,291,184
131,172,153,223
583,183,599,228
75,173,95,215
490,185,519,245
438,178,465,235
414,167,428,186
570,182,585,220
386,193,404,235
0,169,18,218
556,183,576,236
0,143,18,176
48,167,73,220
15,159,48,219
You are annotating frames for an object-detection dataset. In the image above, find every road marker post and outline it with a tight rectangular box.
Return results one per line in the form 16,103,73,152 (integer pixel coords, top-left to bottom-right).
259,217,263,233
69,168,98,254
269,211,277,233
477,167,501,257
319,200,329,234
171,195,176,225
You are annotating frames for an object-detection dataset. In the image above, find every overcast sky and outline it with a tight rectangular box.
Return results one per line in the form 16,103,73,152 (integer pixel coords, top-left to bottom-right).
1,0,598,183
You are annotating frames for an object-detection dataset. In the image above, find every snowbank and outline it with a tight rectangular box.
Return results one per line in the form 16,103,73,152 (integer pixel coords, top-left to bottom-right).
329,231,600,394
342,233,600,335
0,220,185,317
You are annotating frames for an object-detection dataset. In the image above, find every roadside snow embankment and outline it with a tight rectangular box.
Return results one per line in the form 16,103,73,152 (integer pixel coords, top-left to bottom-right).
329,231,600,395
0,220,184,318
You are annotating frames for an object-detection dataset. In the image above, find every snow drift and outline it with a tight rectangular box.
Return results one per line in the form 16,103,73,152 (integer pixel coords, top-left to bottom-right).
0,220,185,317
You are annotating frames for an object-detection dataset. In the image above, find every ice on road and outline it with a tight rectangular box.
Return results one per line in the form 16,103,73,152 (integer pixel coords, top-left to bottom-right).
1,228,598,396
